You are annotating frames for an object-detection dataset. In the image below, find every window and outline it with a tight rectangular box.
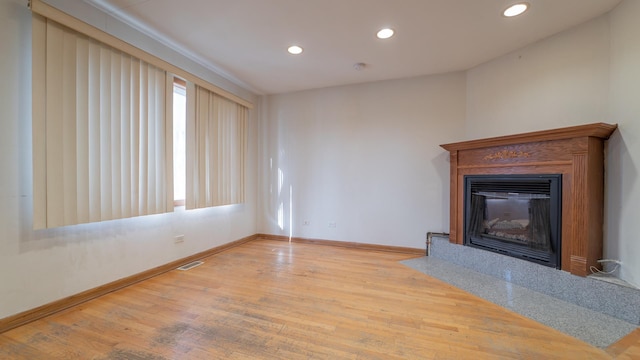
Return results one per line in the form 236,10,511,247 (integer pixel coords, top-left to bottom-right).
173,79,186,206
30,0,252,228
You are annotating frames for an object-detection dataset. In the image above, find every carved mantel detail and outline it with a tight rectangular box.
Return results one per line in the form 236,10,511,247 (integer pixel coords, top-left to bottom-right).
483,150,530,160
440,123,617,277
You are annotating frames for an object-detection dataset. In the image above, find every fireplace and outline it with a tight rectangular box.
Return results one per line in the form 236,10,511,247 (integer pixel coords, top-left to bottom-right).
464,174,561,268
441,123,617,277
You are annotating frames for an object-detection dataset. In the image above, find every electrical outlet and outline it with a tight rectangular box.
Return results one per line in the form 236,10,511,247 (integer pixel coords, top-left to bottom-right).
328,222,337,228
303,220,310,226
174,235,185,244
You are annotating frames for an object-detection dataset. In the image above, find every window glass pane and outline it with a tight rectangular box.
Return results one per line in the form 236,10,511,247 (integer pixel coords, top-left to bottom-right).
173,83,186,202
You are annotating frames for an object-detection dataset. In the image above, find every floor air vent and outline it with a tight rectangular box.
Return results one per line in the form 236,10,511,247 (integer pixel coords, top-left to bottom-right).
177,261,204,271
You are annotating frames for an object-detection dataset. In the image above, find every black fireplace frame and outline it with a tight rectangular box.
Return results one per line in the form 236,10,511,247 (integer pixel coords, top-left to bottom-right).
463,174,562,268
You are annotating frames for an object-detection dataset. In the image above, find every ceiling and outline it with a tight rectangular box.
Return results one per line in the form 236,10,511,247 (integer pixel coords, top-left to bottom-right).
85,0,621,95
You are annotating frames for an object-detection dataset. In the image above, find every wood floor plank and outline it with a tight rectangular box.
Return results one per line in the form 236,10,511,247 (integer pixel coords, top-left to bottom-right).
0,238,633,359
606,328,640,358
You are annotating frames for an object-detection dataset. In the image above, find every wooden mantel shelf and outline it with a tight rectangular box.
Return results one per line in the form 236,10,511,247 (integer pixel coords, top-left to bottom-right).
440,122,617,277
441,123,617,152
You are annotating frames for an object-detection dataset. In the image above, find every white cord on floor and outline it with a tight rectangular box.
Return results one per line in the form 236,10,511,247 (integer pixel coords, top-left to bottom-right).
590,263,620,275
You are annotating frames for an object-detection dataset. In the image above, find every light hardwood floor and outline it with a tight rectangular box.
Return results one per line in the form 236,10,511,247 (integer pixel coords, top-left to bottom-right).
1,238,639,359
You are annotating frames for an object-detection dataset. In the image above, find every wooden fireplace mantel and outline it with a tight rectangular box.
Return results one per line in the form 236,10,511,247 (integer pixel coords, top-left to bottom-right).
440,123,617,277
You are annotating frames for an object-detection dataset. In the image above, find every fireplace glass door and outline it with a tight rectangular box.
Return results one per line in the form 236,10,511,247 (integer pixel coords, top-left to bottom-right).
464,174,561,268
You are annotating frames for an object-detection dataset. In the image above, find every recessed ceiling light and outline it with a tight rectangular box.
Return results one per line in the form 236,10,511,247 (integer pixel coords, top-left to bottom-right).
287,45,303,55
376,28,395,40
503,2,529,17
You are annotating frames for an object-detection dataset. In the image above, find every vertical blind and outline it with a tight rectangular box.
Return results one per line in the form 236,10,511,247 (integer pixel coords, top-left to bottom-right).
186,85,248,209
32,16,173,229
31,0,252,229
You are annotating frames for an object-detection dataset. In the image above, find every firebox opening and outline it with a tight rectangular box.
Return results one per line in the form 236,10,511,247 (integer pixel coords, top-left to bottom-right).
464,174,562,268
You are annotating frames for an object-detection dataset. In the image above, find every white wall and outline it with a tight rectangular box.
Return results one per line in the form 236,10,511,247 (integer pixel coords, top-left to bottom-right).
0,0,258,319
466,3,640,287
260,74,466,248
465,15,610,139
607,0,640,288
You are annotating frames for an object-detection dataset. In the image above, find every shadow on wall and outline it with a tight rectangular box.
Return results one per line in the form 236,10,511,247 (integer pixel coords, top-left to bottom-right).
604,128,636,276
18,211,172,254
18,204,246,254
432,151,451,233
